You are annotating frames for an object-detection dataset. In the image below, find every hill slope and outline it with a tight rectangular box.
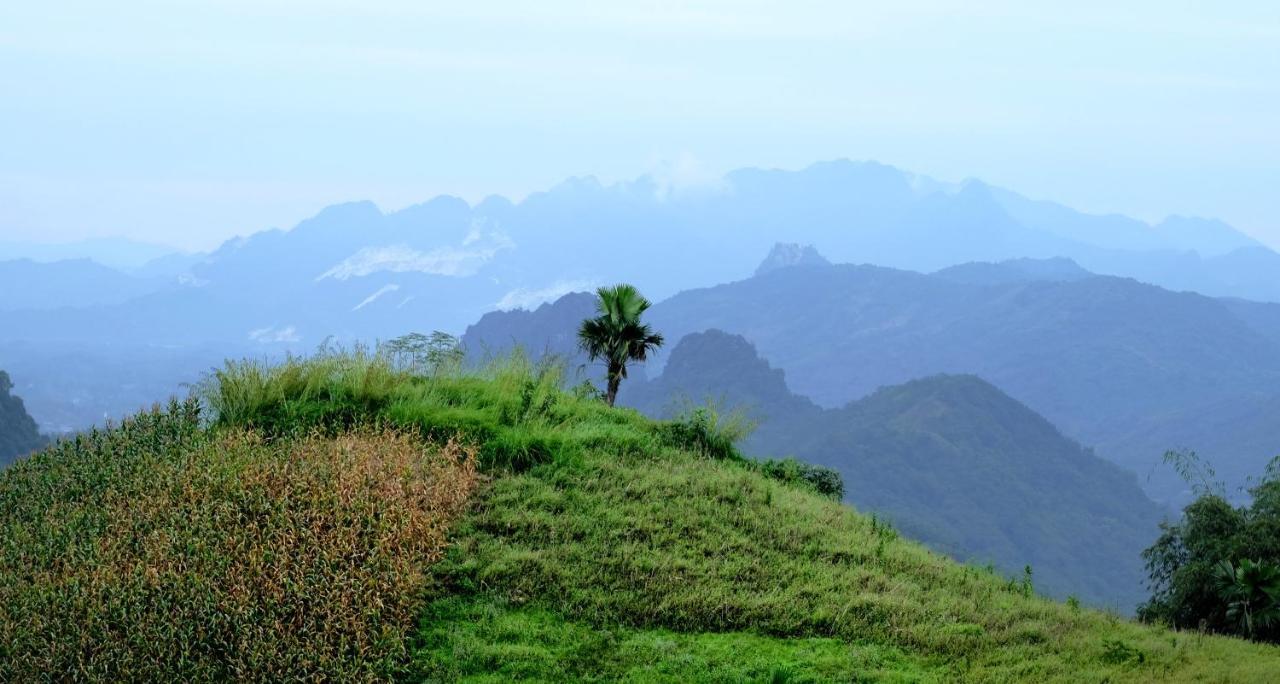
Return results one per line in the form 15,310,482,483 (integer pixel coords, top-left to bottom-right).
623,330,1162,610
1,353,1276,680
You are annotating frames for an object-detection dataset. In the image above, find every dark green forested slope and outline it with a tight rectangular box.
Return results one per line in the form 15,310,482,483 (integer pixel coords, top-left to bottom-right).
0,370,45,465
624,330,1163,610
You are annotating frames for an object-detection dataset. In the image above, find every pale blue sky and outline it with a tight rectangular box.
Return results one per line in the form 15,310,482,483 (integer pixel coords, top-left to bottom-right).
2,1,1278,251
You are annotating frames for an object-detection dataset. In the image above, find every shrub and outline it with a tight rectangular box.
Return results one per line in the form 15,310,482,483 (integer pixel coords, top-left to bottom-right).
1101,638,1146,665
659,403,755,461
755,457,845,500
0,409,478,681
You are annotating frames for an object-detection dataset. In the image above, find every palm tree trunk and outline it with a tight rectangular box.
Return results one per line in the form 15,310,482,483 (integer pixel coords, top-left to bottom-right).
605,367,622,407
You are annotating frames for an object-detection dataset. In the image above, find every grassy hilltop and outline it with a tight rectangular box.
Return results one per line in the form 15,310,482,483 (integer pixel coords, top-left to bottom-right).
0,351,1276,681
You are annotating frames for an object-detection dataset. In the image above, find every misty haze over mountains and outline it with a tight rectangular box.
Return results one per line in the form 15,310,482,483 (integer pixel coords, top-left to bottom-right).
4,157,1280,613
2,158,1279,502
3,160,1278,333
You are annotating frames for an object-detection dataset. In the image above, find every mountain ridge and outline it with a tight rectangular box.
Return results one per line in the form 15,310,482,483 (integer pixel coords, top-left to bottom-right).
621,330,1163,609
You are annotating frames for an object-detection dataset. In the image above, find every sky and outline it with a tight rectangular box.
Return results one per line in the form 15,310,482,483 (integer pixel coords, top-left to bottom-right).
1,1,1278,252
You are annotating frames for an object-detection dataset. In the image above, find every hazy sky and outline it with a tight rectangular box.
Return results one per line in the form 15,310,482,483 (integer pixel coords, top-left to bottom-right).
2,1,1278,252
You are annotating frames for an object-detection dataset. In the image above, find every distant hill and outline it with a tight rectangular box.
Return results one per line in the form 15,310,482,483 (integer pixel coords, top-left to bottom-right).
0,370,45,465
0,259,166,311
933,256,1093,285
623,330,1163,610
463,291,596,365
0,237,180,272
0,341,236,434
646,256,1280,506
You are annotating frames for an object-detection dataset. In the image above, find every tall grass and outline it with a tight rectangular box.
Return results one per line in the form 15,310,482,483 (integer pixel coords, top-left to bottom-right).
199,344,409,433
0,402,478,681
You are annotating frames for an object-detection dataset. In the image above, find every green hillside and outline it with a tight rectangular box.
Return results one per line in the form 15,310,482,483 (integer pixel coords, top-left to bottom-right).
624,330,1162,610
0,352,1276,681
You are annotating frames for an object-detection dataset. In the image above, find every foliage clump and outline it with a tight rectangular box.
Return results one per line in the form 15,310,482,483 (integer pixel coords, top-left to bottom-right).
1139,450,1280,643
658,402,845,499
756,457,845,500
0,400,478,681
659,403,755,461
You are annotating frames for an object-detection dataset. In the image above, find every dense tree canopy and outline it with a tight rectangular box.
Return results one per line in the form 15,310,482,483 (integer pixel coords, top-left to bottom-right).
1140,453,1280,643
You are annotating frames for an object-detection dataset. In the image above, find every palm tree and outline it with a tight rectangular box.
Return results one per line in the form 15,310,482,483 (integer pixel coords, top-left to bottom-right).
1215,559,1280,639
578,284,664,407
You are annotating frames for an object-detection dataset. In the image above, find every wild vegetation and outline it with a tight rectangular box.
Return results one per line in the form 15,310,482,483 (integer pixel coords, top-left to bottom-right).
1140,451,1280,644
0,399,477,681
0,346,1276,679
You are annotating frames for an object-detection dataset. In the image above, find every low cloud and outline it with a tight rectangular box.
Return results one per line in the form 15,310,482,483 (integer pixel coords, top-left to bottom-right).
352,283,401,311
649,153,728,201
496,279,595,311
248,325,301,343
317,229,514,281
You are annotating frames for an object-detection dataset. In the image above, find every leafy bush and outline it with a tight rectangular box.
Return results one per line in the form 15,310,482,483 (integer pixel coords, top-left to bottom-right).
659,403,842,498
1139,452,1280,643
0,404,478,681
756,457,845,500
659,402,756,461
1101,639,1146,665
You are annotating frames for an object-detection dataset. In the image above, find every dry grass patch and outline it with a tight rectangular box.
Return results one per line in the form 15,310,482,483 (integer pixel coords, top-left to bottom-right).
0,403,478,681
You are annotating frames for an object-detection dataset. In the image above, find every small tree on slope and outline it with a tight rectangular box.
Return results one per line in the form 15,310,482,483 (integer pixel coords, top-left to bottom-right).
578,284,664,407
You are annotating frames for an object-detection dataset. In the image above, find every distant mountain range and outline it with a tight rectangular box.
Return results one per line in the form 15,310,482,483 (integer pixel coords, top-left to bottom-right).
3,159,1279,350
3,159,1279,500
619,330,1162,610
462,249,1280,509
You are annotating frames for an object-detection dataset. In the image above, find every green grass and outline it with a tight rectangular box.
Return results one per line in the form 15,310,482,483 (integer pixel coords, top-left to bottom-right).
2,350,1277,681
411,597,882,683
417,439,1278,681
